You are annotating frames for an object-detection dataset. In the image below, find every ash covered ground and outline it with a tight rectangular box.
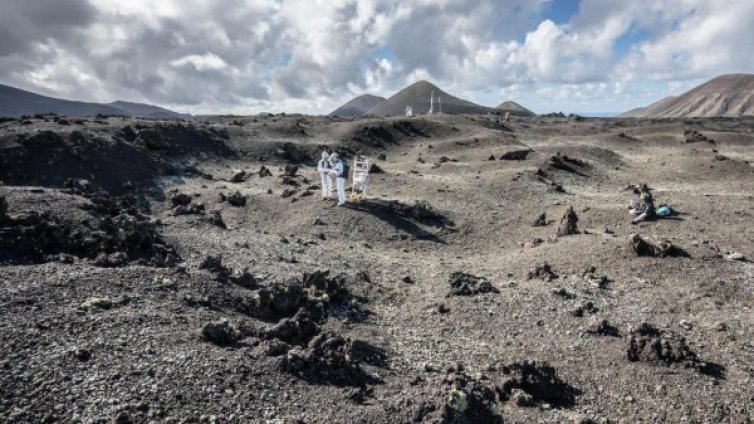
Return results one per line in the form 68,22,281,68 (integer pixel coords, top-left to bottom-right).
1,113,754,423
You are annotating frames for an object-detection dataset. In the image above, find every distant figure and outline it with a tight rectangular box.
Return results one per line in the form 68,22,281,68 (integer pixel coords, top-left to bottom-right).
329,153,348,206
317,150,332,200
503,111,511,123
629,183,655,224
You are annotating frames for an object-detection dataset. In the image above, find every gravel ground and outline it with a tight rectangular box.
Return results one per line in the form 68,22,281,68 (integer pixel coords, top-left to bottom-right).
1,114,754,423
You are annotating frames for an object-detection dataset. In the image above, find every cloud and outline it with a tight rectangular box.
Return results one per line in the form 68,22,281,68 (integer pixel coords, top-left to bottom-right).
0,0,752,114
0,0,96,56
171,53,229,72
617,1,754,80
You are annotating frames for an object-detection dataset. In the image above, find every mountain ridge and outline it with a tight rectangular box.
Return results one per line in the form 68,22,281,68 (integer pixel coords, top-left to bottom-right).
366,80,496,116
0,83,191,119
497,100,536,117
329,94,385,117
620,74,754,117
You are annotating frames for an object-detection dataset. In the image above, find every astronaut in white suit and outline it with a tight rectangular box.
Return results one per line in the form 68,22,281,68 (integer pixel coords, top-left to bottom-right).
317,151,332,200
329,153,348,206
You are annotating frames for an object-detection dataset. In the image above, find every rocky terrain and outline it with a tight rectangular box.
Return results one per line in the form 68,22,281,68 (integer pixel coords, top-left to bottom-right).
1,112,754,423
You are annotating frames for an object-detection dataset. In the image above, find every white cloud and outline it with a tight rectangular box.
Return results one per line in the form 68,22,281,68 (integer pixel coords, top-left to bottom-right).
0,0,752,114
619,1,754,80
170,53,229,72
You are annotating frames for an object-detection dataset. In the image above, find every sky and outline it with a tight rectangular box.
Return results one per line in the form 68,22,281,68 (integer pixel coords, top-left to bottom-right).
1,0,753,115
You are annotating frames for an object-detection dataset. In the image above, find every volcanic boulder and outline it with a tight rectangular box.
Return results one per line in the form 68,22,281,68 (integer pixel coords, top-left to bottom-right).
500,149,531,160
201,318,241,346
369,163,385,174
586,318,620,337
199,255,232,280
230,268,258,289
528,262,558,281
170,193,192,207
556,206,579,236
207,210,227,229
532,212,548,227
173,203,205,216
79,296,114,312
230,169,247,182
629,234,676,257
448,272,499,296
441,370,503,423
263,308,320,346
0,190,178,266
684,130,713,143
386,200,453,227
496,361,578,408
220,191,247,207
626,323,698,366
571,302,598,317
549,153,588,175
244,283,306,321
282,331,382,387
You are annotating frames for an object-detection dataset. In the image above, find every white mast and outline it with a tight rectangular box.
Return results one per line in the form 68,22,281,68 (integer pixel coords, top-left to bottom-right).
428,90,434,114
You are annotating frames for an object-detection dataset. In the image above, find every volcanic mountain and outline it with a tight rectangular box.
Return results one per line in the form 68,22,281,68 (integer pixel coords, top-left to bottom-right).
497,100,536,117
619,96,677,118
620,73,754,117
106,101,192,119
329,94,385,117
0,83,190,119
366,80,494,116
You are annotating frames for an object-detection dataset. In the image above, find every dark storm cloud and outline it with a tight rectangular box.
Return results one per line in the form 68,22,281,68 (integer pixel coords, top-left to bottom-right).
0,0,96,56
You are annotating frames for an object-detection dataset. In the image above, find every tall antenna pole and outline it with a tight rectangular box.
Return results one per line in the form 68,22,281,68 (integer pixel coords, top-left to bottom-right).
429,90,434,114
439,96,442,114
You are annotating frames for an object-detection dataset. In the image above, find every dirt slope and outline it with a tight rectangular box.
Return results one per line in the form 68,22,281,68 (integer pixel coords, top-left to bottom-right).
619,95,677,117
329,94,386,117
621,73,754,117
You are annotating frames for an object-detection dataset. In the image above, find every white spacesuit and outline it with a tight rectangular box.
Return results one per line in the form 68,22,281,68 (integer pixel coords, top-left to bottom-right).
330,153,348,205
317,151,332,200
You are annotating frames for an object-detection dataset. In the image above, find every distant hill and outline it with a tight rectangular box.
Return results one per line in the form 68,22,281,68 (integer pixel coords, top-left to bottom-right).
366,80,495,116
0,83,190,119
329,94,385,117
620,74,754,117
107,101,192,120
497,100,535,117
619,96,678,117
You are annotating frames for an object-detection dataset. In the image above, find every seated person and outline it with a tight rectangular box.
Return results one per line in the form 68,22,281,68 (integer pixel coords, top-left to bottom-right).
629,183,654,224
